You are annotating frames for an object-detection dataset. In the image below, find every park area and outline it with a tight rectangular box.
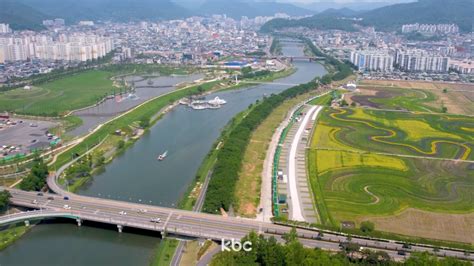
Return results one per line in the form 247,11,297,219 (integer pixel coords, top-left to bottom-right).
308,107,474,244
0,70,118,116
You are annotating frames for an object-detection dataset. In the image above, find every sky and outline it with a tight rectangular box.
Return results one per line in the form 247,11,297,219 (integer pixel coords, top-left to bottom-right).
276,0,413,2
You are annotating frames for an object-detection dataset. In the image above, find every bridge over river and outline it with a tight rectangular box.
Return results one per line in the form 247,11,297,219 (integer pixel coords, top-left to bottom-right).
1,188,472,262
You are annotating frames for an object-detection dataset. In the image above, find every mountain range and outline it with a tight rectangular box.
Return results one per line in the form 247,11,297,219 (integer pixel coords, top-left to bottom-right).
1,0,314,30
193,0,313,19
0,0,191,30
1,0,472,33
262,0,474,33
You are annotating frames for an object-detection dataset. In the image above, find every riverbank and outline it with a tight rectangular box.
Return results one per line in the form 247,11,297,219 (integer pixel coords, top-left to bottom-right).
0,39,331,263
52,67,296,193
234,87,330,218
0,223,34,251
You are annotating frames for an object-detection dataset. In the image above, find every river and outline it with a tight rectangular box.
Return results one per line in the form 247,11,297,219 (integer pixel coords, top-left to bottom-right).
0,40,327,265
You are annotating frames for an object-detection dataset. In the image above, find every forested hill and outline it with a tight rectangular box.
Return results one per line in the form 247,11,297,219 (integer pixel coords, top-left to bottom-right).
195,0,314,19
0,0,192,30
261,0,474,33
0,0,48,31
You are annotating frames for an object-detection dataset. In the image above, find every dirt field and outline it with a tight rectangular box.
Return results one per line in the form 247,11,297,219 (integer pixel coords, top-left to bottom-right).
358,208,474,244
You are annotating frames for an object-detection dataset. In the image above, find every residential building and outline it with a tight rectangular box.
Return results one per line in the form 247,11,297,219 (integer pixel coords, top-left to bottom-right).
350,50,393,72
395,49,449,73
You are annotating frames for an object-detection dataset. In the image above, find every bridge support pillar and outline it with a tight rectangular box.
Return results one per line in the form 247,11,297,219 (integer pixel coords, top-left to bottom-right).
76,219,82,227
117,225,123,233
24,220,30,227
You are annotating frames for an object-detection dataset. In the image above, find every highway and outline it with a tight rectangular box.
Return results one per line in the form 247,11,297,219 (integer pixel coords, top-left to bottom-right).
2,188,472,262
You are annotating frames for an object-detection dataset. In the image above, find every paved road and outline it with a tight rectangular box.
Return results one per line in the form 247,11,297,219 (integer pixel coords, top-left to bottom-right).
2,188,472,262
170,169,213,266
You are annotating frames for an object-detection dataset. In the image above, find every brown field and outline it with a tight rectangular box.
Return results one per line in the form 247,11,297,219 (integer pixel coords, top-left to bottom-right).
355,80,474,115
358,208,474,244
359,80,474,91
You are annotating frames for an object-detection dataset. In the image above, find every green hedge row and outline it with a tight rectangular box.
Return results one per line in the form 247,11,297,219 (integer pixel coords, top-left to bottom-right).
203,80,320,213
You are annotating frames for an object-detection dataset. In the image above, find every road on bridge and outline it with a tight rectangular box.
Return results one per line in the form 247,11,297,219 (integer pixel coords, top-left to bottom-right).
2,188,472,262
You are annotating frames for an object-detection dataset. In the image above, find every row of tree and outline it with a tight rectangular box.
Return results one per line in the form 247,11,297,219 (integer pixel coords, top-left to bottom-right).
19,156,49,191
239,70,272,80
202,79,319,213
302,37,354,82
211,230,469,266
270,38,282,55
203,40,357,213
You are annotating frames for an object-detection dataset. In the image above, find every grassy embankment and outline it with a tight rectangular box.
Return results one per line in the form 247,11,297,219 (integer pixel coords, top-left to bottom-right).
0,224,31,250
308,107,473,246
150,239,179,266
233,88,329,217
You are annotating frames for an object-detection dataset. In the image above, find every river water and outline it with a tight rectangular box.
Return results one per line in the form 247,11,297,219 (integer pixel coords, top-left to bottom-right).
69,73,204,137
0,40,327,265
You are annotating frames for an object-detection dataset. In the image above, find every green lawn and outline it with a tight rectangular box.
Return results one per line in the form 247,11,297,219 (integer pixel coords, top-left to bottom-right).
0,70,116,116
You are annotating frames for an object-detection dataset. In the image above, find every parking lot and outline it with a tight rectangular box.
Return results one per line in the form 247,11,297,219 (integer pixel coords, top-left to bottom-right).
0,118,58,158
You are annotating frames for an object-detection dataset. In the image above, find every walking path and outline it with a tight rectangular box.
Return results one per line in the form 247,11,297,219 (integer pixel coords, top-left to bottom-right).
288,105,319,221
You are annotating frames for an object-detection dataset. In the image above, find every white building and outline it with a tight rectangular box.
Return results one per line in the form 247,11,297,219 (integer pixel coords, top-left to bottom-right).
0,24,11,33
395,49,449,73
450,60,473,74
0,34,113,62
401,23,459,34
78,21,95,26
350,50,393,72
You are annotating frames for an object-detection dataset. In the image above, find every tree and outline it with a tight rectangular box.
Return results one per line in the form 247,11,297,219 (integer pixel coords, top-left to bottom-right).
139,118,150,128
360,221,375,233
442,106,448,113
0,190,11,210
117,140,125,149
443,88,448,93
20,156,49,191
241,66,252,75
285,240,306,265
321,74,332,85
342,242,360,256
282,227,298,244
